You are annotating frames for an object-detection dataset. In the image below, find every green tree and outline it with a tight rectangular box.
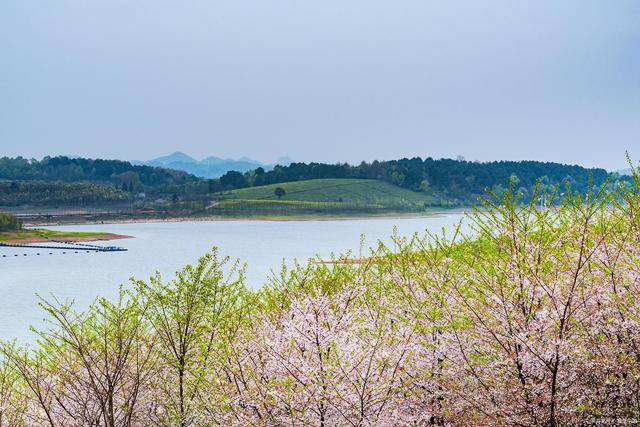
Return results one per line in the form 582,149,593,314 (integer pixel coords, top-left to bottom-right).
274,187,286,199
419,179,431,193
219,171,248,189
0,213,21,231
136,249,246,426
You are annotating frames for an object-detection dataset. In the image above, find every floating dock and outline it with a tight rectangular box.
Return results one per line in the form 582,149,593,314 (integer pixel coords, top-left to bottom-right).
0,241,127,252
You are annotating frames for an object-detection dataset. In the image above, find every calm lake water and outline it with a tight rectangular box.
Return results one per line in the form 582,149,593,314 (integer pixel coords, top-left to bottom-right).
0,213,466,340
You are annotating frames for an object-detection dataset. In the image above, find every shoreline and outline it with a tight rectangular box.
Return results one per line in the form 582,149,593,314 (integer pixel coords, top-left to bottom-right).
0,232,134,245
23,209,468,227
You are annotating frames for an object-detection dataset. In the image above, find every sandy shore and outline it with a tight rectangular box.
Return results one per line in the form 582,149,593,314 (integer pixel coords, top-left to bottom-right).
1,233,133,245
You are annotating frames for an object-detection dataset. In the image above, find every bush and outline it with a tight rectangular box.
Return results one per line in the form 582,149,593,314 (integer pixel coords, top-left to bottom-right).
0,212,21,231
274,186,286,199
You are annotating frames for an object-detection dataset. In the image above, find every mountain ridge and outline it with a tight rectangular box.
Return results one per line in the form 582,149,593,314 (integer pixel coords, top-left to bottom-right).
133,152,293,178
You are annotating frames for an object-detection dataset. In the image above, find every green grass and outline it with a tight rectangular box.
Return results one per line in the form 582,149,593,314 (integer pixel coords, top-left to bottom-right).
226,179,437,205
211,179,442,216
0,229,111,242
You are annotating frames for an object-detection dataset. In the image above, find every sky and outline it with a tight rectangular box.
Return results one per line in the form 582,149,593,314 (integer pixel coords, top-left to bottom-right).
1,1,639,170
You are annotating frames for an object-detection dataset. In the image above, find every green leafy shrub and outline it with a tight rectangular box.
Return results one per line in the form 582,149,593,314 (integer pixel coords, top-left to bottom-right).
0,212,21,231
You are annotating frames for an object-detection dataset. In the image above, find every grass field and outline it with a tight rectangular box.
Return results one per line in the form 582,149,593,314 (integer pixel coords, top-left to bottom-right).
211,179,442,216
0,229,119,243
227,179,437,204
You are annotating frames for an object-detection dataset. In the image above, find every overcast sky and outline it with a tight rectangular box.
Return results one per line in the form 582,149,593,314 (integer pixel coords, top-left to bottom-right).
1,1,638,169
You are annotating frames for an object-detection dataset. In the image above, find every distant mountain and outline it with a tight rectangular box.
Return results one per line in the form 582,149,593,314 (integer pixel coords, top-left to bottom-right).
134,152,293,179
144,151,198,167
201,156,229,166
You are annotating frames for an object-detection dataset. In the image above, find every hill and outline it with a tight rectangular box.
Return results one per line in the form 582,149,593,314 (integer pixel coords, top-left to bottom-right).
209,179,442,216
0,155,632,218
142,151,198,166
228,179,436,204
0,156,197,190
0,156,211,209
220,157,623,205
0,180,128,207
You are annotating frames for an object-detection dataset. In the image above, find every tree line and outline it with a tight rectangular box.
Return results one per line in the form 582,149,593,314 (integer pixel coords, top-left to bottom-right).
0,155,630,208
0,156,198,192
0,181,130,207
218,157,622,204
0,157,215,207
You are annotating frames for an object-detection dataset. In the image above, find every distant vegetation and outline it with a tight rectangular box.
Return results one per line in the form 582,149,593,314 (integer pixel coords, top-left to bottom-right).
274,186,285,199
0,155,632,217
0,156,212,212
226,178,436,204
0,212,21,231
0,156,198,192
210,178,443,216
0,181,129,206
220,157,621,205
0,228,116,243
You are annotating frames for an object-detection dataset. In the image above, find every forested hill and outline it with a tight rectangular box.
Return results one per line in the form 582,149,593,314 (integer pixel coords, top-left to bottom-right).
219,158,617,203
0,156,198,190
0,155,624,208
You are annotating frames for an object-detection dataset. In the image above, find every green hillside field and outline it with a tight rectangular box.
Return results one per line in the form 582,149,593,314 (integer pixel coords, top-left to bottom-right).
209,179,445,217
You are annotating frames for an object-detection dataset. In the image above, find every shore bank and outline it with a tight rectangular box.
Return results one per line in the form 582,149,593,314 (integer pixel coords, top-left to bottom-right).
21,209,466,227
0,230,133,245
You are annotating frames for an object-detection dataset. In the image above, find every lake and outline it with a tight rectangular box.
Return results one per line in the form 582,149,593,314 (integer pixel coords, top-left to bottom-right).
0,212,466,340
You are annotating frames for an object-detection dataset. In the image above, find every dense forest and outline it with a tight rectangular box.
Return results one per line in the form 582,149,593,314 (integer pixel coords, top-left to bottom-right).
0,156,198,192
0,181,129,207
0,156,212,207
219,157,619,203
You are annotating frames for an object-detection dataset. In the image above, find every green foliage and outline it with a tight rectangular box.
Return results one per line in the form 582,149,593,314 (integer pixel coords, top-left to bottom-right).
219,170,248,189
135,249,247,425
0,156,196,188
0,155,629,212
224,179,438,209
0,156,212,208
0,212,21,231
274,186,286,199
220,157,621,205
0,229,111,242
0,180,129,206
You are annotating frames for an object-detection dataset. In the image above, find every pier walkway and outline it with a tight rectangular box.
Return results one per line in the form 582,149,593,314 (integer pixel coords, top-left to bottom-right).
0,241,127,253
